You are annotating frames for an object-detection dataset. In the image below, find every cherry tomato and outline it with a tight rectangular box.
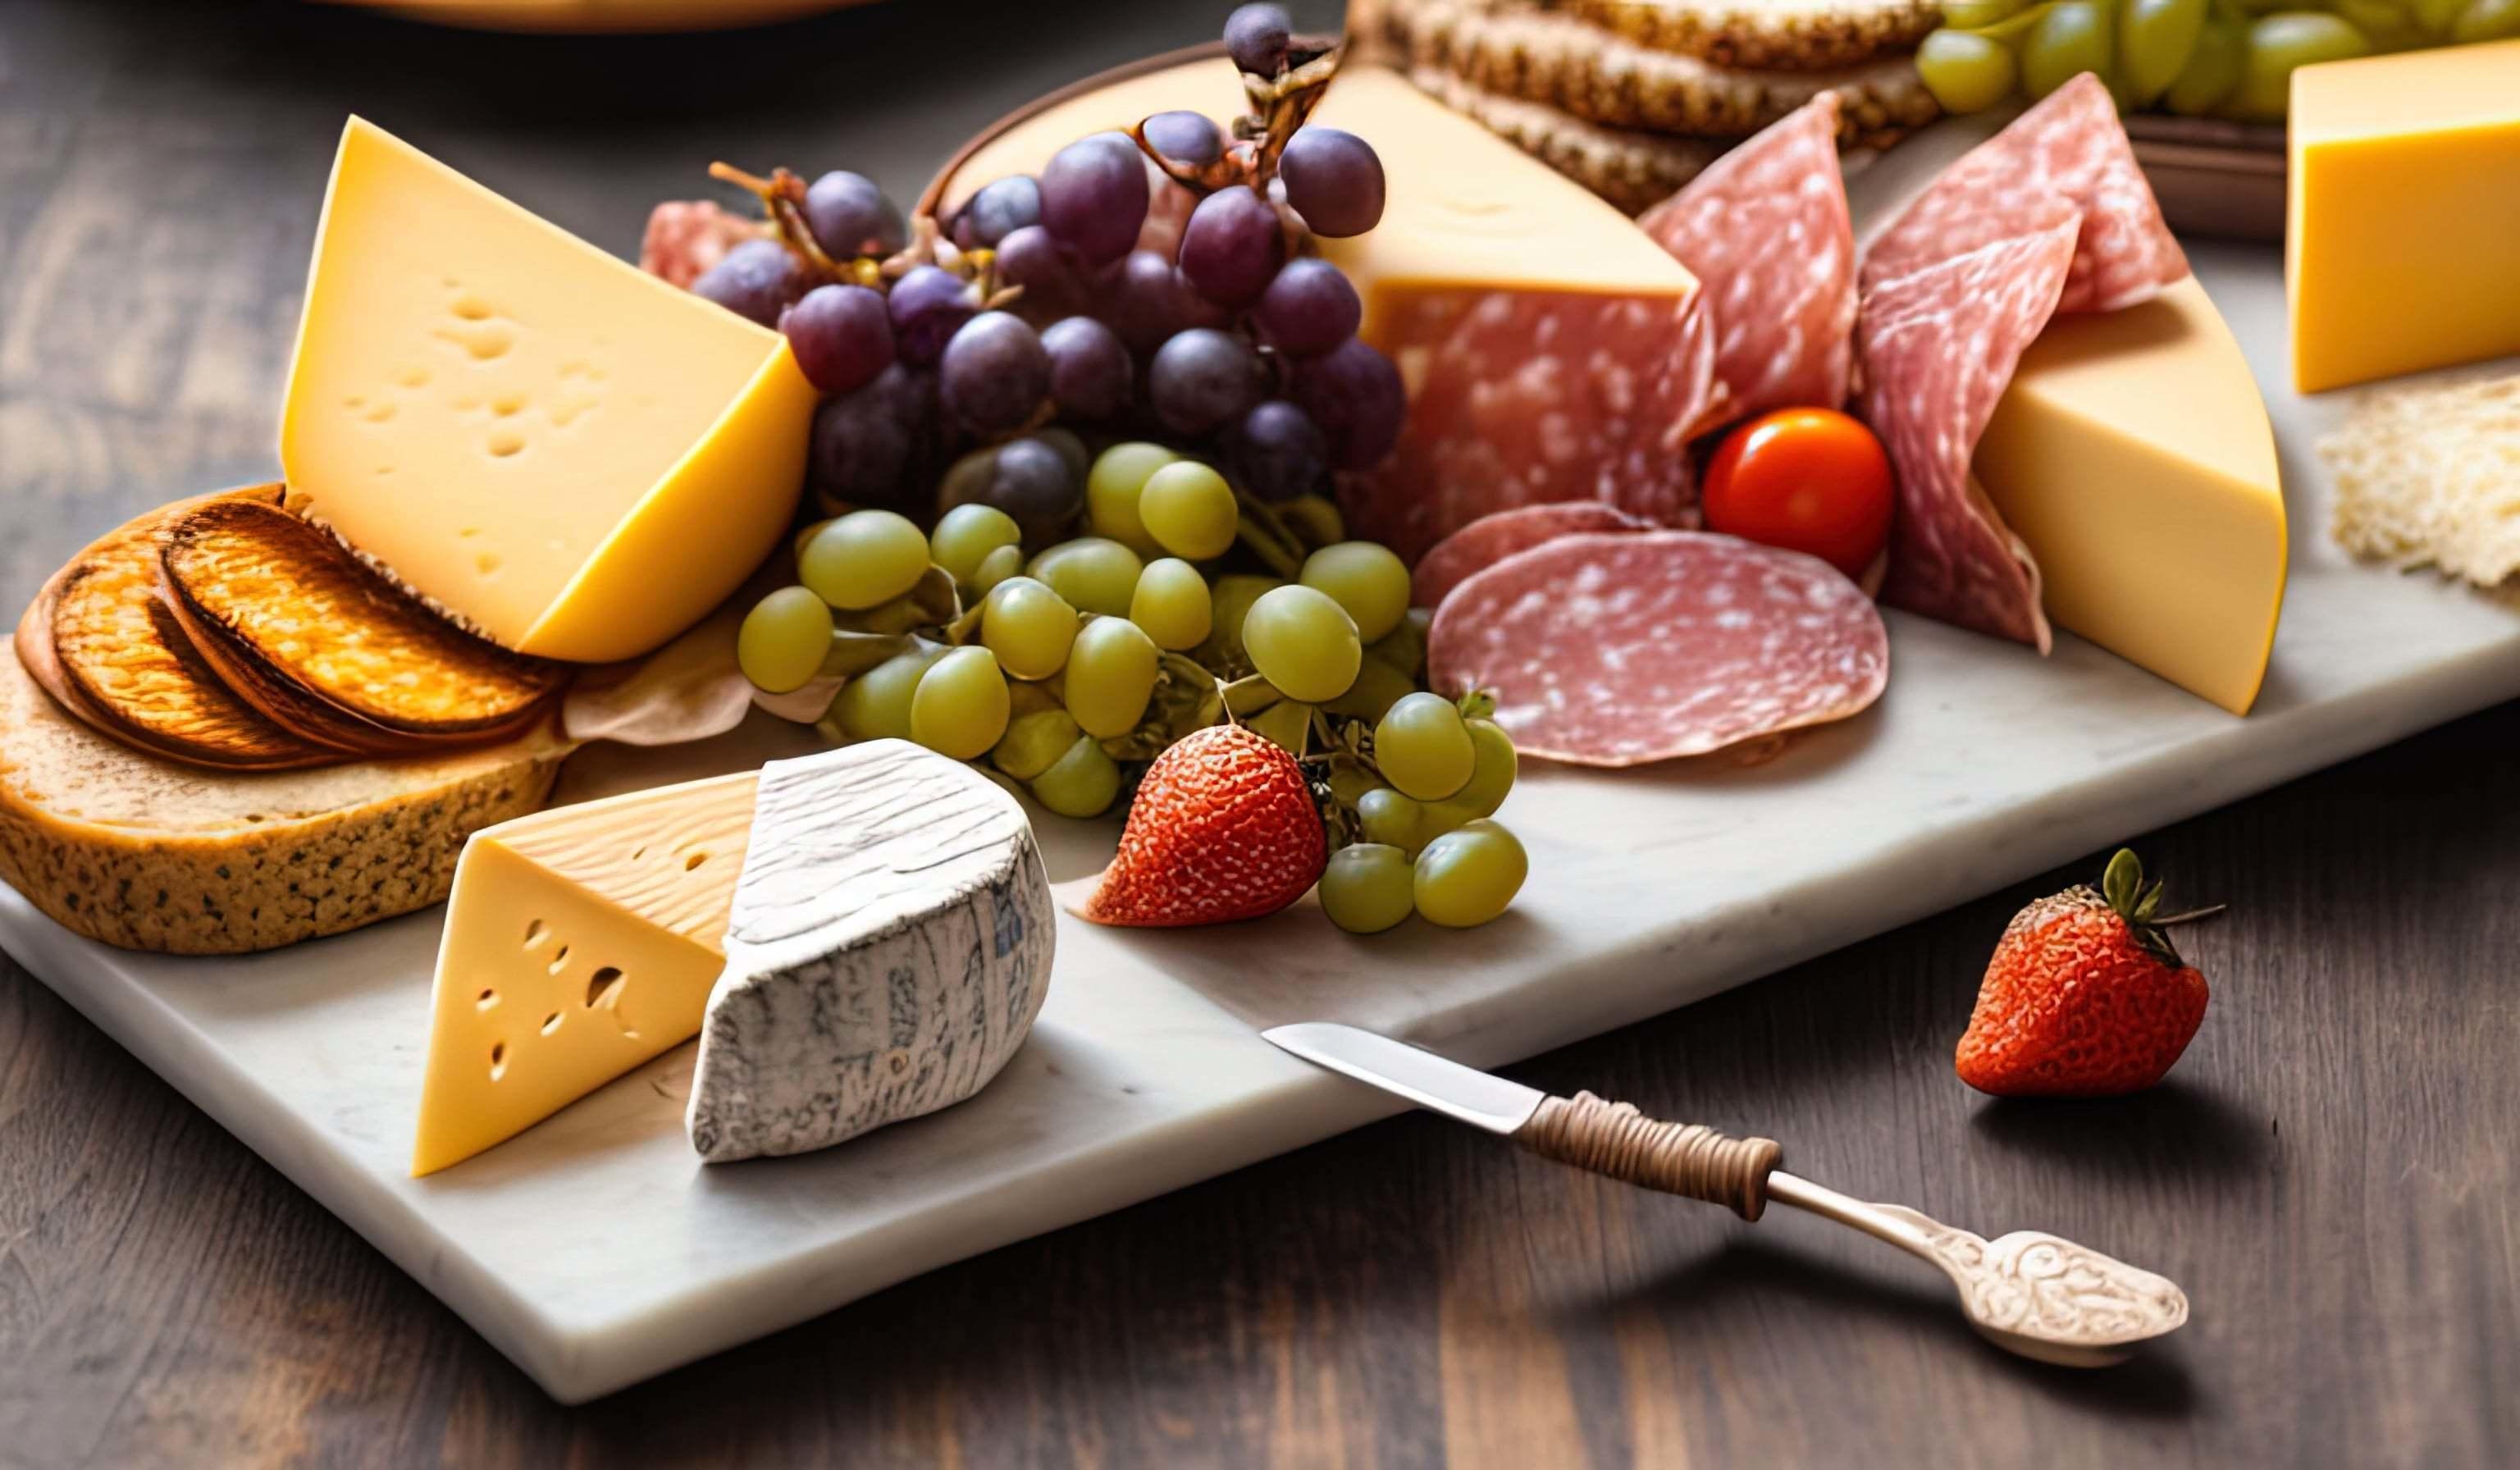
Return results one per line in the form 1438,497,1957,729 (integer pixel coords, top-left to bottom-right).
1701,408,1893,578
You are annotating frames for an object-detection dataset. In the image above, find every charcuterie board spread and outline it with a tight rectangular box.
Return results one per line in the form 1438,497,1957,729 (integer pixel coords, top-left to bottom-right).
6,6,2518,1404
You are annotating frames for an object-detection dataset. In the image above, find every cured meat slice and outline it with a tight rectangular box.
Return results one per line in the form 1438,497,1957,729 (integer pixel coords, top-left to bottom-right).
1860,209,2078,650
1427,530,1888,765
1639,94,1857,438
1334,289,1700,566
1863,73,2185,316
1411,501,1657,611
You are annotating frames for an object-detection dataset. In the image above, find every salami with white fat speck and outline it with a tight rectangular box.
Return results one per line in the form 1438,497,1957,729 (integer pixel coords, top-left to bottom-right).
1427,531,1888,766
1412,502,1657,612
1640,94,1856,439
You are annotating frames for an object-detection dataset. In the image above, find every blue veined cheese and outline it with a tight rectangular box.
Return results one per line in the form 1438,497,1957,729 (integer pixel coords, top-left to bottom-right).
686,740,1054,1163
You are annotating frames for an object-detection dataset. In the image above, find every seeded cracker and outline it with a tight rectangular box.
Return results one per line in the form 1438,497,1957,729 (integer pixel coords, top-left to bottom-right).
1403,66,1723,212
1564,0,1942,71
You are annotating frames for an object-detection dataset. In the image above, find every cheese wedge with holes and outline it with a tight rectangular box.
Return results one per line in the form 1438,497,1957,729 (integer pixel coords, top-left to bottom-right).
282,117,816,664
1973,278,2287,716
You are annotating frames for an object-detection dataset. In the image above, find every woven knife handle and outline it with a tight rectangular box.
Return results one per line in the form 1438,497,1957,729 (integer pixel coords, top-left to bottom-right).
1513,1091,1783,1221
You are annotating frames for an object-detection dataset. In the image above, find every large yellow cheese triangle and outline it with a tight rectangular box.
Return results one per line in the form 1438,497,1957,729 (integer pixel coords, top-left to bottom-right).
1974,278,2287,715
411,773,760,1176
282,118,817,664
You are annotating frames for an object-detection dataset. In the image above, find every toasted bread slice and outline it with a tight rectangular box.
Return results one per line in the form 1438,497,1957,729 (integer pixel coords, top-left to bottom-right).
1564,0,1941,71
158,499,568,755
16,486,345,772
0,637,571,954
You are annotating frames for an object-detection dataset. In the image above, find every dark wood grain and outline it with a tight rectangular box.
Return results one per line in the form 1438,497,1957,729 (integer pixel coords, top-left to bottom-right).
2,3,2514,1466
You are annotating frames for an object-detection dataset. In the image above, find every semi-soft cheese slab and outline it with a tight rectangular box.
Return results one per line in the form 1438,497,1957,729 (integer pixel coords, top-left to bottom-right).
281,118,818,663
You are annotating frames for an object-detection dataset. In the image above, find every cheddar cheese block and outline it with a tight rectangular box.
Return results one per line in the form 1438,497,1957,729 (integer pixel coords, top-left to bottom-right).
281,118,818,663
0,640,570,954
2287,40,2520,393
1974,278,2287,715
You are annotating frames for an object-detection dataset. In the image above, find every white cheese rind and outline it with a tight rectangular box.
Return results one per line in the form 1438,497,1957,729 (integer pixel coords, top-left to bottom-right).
685,741,1053,1163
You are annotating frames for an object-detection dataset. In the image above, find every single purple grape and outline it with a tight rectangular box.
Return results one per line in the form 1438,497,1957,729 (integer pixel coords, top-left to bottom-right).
1099,249,1219,356
692,237,810,327
1039,134,1151,267
779,283,894,396
1277,128,1386,239
1042,316,1132,422
993,224,1080,320
1293,338,1404,470
1223,399,1328,503
1252,257,1362,357
1035,426,1090,483
810,363,925,509
1179,185,1285,308
1143,110,1224,168
958,175,1043,250
938,311,1051,436
982,436,1084,545
804,171,907,258
1224,2,1292,75
1148,326,1268,436
888,264,977,366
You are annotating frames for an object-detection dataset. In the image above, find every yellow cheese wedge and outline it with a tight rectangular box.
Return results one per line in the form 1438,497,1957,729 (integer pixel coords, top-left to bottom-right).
2286,40,2520,393
282,118,817,664
411,771,758,1176
1974,278,2286,715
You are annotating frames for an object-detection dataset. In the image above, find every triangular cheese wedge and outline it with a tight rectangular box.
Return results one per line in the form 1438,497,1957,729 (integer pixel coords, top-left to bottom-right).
411,772,759,1176
1974,277,2288,715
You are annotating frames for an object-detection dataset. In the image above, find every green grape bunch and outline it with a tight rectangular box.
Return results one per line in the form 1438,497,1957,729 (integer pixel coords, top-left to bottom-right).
1918,0,2520,122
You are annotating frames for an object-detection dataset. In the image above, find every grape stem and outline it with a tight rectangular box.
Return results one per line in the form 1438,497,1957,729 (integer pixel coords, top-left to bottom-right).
709,161,995,295
1121,33,1348,198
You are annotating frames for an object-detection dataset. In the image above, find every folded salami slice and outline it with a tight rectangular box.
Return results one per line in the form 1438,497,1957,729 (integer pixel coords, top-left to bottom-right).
1411,501,1657,611
1639,94,1857,440
1427,531,1888,766
1864,73,2186,315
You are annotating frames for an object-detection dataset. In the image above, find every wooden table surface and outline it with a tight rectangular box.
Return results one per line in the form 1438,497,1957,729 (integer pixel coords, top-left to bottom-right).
2,2,2514,1465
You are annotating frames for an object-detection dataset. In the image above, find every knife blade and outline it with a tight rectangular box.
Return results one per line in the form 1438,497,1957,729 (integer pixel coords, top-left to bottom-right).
1262,1022,1545,1134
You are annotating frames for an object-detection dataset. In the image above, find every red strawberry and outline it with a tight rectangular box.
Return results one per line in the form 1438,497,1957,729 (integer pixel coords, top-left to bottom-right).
1082,723,1328,928
1955,849,2213,1098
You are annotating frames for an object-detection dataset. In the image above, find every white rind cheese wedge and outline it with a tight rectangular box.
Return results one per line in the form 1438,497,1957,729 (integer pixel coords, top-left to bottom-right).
687,741,1054,1164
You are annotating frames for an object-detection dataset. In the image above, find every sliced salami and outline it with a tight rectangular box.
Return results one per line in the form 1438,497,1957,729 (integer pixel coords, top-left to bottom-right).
1335,288,1698,566
1864,74,2186,316
1411,501,1656,611
1860,208,2078,650
1427,531,1888,766
1639,94,1857,439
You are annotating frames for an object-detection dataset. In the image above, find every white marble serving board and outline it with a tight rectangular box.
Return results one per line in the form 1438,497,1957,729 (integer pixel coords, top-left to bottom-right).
7,244,2518,1403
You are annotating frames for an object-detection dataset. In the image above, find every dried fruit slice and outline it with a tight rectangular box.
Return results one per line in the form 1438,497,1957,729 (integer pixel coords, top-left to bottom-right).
15,487,342,772
159,499,568,754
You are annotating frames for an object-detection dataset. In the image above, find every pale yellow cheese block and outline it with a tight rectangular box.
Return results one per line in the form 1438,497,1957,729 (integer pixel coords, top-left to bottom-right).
282,118,818,664
1974,278,2287,716
2287,40,2520,393
411,771,758,1176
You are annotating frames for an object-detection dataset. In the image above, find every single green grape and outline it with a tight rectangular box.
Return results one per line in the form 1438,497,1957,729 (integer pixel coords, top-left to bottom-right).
1413,819,1528,929
2163,11,2247,113
981,577,1079,681
1357,786,1426,857
1085,441,1176,556
1370,606,1431,679
1029,536,1144,618
1299,541,1409,643
993,706,1082,781
798,509,931,611
736,585,833,694
909,646,1011,760
1130,557,1214,651
829,644,943,743
971,543,1025,598
1941,0,2029,26
2022,1,2115,100
1248,698,1314,754
1917,29,2020,113
1032,736,1122,818
2413,0,2472,36
1278,494,1344,550
1063,616,1162,738
1322,653,1414,724
1138,460,1239,561
2331,0,2422,48
1319,843,1417,934
1374,692,1475,802
1422,718,1518,827
930,504,1022,586
2120,0,2209,107
2226,11,2368,120
1241,584,1362,704
1197,573,1285,671
2453,0,2520,41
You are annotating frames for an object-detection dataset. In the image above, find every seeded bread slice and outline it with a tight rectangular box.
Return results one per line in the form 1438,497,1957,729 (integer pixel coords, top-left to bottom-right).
0,641,573,954
1403,65,1724,213
1561,0,1941,71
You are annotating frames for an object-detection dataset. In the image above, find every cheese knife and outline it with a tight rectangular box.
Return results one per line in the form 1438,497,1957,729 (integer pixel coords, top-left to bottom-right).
1262,1021,2190,1367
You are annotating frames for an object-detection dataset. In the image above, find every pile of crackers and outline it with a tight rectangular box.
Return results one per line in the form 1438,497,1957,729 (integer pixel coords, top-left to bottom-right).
1348,0,1944,213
